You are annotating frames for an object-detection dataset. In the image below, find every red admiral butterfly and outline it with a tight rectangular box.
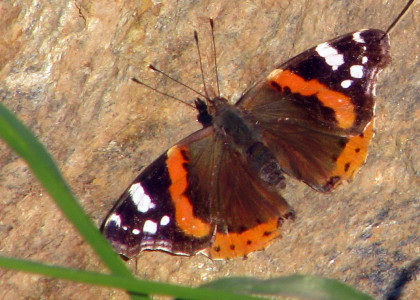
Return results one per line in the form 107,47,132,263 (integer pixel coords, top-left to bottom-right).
101,1,413,260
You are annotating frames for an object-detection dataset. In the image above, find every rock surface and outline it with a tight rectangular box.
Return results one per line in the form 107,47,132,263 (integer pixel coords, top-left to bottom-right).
0,0,418,299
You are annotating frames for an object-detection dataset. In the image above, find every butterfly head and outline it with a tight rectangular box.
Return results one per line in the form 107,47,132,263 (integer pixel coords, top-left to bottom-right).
195,96,230,128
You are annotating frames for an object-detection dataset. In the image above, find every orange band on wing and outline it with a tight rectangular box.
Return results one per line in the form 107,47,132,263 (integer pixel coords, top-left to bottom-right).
332,121,374,180
268,69,355,129
166,146,212,238
207,218,280,259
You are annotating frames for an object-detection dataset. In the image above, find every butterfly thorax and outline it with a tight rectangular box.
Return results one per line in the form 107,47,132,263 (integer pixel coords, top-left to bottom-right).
199,97,286,188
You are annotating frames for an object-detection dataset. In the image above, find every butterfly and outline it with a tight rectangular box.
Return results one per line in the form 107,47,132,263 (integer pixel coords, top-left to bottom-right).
101,1,412,260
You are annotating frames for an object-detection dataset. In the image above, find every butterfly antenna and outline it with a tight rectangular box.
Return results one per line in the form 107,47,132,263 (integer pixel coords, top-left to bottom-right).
194,31,210,101
382,0,414,39
210,18,221,97
131,77,195,109
148,64,207,99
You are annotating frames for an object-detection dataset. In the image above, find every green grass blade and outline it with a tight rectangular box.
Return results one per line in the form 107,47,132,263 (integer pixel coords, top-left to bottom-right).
201,275,374,300
0,103,132,276
0,256,262,300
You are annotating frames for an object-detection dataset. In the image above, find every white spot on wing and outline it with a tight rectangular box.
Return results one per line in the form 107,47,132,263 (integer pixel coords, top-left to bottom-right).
129,183,156,213
362,56,368,64
109,214,121,227
143,220,158,234
350,65,364,78
353,31,365,43
328,55,344,70
341,80,353,88
160,215,170,226
132,228,141,235
316,42,336,57
316,42,344,70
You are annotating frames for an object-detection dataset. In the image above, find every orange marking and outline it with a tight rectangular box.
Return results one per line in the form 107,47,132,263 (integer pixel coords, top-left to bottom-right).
268,69,355,129
207,218,280,259
332,121,374,179
166,146,212,238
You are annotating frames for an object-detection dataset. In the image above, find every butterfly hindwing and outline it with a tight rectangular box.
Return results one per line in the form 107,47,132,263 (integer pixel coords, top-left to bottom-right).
179,122,293,259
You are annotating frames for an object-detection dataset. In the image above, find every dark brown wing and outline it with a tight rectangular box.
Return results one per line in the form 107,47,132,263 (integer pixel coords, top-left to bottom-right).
100,146,214,258
102,124,292,259
237,30,390,191
175,125,292,259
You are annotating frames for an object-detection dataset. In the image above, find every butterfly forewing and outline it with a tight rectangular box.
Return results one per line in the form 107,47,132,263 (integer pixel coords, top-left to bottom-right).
102,119,293,259
238,29,391,191
101,149,214,257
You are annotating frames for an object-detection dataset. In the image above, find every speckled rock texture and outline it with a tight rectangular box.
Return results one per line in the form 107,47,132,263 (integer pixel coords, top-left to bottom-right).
0,0,418,299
